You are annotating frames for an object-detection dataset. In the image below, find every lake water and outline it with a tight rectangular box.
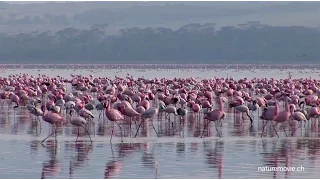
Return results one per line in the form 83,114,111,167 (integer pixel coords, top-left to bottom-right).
0,68,320,179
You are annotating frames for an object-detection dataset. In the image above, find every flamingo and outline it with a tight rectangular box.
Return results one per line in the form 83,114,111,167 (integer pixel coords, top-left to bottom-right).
271,95,292,138
119,104,140,136
104,99,124,142
40,105,65,144
70,116,92,143
27,104,43,130
290,104,307,135
201,97,227,138
248,100,259,116
234,104,253,125
260,97,280,137
95,102,105,120
134,102,161,138
177,107,188,120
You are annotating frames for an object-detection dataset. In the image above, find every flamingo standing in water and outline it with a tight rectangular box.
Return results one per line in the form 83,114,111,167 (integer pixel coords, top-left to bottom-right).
290,104,307,135
201,97,227,138
27,104,44,131
69,115,92,143
272,94,293,137
40,104,64,144
104,99,124,142
95,102,105,120
119,104,140,136
260,97,280,137
9,92,20,108
135,103,161,138
233,104,253,126
248,100,259,117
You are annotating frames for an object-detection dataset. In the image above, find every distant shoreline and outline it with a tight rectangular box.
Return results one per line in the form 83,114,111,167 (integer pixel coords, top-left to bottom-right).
0,63,319,69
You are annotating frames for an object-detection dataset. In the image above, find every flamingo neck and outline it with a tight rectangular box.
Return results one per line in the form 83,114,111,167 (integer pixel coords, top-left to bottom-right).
274,98,279,115
41,106,48,115
284,97,290,112
106,101,111,111
219,98,224,111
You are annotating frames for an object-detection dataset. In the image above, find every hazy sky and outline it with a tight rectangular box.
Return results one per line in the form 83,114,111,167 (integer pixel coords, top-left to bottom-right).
4,1,298,5
4,1,81,4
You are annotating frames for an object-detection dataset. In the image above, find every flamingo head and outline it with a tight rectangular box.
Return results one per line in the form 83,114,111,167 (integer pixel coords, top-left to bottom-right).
52,95,57,103
119,104,125,111
299,101,305,108
171,97,179,104
103,99,111,109
69,109,76,116
252,100,257,105
156,88,163,93
289,104,296,113
125,96,133,104
221,97,227,103
41,104,46,112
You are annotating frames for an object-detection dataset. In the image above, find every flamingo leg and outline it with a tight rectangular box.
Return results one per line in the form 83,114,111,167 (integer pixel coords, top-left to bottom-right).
37,116,42,132
282,126,288,137
110,128,114,142
291,121,302,136
109,121,115,142
214,121,221,138
134,122,143,137
41,132,54,144
261,121,269,138
98,111,102,121
114,121,123,142
246,112,253,125
273,122,280,138
76,127,79,142
219,119,223,135
201,120,211,138
151,121,160,137
129,118,132,137
81,125,92,143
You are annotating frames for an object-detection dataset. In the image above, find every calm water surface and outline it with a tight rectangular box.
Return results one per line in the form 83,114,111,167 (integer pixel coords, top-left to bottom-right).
0,68,320,179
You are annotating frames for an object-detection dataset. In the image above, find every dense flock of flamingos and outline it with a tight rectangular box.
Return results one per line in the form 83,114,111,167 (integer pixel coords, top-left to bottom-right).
1,71,320,145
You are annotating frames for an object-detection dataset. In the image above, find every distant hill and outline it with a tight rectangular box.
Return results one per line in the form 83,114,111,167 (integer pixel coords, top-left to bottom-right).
1,2,320,34
0,23,320,64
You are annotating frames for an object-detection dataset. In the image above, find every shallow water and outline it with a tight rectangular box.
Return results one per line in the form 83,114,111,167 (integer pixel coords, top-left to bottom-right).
0,68,320,179
1,68,320,79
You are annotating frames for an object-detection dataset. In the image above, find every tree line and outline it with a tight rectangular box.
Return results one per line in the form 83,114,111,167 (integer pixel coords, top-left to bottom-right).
0,23,319,64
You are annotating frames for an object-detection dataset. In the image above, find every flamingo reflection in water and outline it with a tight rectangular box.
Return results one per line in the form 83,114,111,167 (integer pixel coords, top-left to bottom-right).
204,140,224,179
261,139,293,178
41,140,62,179
141,143,159,179
104,143,123,179
69,141,93,178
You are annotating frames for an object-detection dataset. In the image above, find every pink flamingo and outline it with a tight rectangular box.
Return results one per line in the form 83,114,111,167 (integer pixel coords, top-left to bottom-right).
135,104,160,138
260,97,280,137
269,95,292,137
119,104,140,136
9,93,20,108
290,104,307,135
308,107,320,119
70,116,92,143
201,97,227,138
104,99,124,142
40,104,65,144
